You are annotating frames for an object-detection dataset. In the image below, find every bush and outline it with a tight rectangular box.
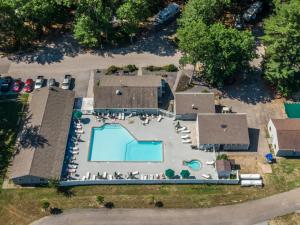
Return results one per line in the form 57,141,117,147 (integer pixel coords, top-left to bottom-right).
96,195,104,205
154,201,164,208
201,89,209,93
41,201,50,211
104,202,114,209
50,207,63,215
216,154,228,160
125,64,138,72
163,64,178,72
106,65,121,75
145,65,162,72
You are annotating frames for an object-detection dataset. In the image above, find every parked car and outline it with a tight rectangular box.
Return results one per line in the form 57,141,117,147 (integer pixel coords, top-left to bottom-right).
34,76,44,89
234,14,244,30
24,79,34,93
61,74,71,90
154,3,180,28
0,76,13,92
48,78,56,87
12,79,22,92
243,1,263,22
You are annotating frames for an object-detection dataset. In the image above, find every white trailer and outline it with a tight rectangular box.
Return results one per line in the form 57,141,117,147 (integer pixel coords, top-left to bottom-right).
241,179,263,187
240,174,261,180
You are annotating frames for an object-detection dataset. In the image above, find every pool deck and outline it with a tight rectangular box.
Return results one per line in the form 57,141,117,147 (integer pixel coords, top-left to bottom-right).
66,115,218,180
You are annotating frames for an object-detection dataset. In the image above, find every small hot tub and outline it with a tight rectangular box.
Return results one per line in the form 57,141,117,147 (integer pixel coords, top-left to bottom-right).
183,160,202,171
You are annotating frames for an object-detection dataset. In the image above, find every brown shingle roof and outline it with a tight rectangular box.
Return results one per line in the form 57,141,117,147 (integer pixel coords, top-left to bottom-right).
174,92,215,115
271,119,300,151
10,87,75,180
197,113,249,145
216,160,231,173
99,76,162,87
94,76,161,109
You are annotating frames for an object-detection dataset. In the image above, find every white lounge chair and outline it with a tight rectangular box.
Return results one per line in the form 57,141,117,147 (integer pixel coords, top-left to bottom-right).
155,174,159,179
132,171,139,176
92,175,96,180
182,139,192,144
202,174,212,179
177,127,187,132
68,164,78,169
181,129,191,134
102,172,107,179
157,115,162,122
81,176,86,181
108,174,113,180
144,118,149,124
72,146,79,150
181,135,190,139
75,129,84,134
206,161,215,165
118,113,122,120
67,168,76,173
122,113,125,120
86,171,91,179
70,151,79,155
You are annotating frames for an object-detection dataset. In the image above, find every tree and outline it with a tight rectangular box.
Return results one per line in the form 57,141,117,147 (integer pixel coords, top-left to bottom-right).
117,0,150,42
73,0,113,47
262,0,300,96
179,0,231,26
177,21,255,86
0,1,33,49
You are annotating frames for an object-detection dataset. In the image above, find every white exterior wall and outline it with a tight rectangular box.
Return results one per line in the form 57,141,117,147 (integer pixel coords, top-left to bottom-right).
268,119,279,155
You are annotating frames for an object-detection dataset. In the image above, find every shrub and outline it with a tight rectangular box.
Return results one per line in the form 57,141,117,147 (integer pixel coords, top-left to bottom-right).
50,207,63,215
216,154,228,160
96,195,104,205
154,201,164,208
106,65,121,75
125,64,138,72
41,201,50,211
163,64,178,72
145,65,162,72
104,202,114,209
201,89,209,93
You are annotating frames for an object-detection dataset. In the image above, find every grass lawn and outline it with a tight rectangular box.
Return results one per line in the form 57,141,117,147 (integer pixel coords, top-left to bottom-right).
0,94,300,225
269,213,300,225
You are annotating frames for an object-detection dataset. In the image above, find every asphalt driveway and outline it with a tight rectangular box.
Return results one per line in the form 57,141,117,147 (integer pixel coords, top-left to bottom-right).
30,188,300,225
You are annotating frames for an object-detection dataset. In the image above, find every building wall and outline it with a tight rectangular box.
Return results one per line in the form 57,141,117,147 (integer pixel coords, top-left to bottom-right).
12,175,48,185
217,170,231,179
277,149,300,157
175,113,197,121
268,119,279,155
199,144,248,151
94,108,159,115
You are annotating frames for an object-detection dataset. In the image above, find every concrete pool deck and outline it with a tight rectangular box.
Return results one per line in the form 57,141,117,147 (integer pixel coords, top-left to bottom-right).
66,115,218,180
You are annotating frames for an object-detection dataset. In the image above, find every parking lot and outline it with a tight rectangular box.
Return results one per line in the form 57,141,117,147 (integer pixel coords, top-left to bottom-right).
0,70,92,97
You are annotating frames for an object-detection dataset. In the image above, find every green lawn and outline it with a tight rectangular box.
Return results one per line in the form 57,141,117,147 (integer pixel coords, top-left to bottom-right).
0,94,300,225
269,213,300,225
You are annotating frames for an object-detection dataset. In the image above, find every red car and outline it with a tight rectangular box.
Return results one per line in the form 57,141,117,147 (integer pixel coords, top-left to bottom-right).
12,79,22,92
23,79,34,93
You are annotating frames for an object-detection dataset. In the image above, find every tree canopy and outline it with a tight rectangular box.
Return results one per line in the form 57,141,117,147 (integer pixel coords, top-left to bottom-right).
177,14,255,86
262,0,300,96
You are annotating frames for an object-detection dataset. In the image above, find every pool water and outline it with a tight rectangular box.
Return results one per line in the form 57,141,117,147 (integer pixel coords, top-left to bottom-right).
89,124,163,161
183,160,202,171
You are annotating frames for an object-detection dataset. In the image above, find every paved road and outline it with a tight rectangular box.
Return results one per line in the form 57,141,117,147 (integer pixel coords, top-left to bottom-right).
31,188,300,225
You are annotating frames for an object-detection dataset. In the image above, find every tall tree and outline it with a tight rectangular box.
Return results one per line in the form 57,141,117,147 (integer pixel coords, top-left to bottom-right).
180,0,231,26
117,0,150,42
177,22,255,86
262,0,300,96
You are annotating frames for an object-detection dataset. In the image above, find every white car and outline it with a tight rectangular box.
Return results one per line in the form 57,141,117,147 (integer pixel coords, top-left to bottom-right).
34,76,44,89
61,74,71,90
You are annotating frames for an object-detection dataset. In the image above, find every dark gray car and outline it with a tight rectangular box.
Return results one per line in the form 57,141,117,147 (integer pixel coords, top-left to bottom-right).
48,78,56,87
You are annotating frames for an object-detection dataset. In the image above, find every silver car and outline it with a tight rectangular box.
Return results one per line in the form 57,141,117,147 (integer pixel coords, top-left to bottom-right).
61,74,71,90
34,76,44,89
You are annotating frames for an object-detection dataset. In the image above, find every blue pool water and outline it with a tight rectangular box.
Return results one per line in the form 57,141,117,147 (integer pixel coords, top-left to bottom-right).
183,160,202,171
89,124,163,161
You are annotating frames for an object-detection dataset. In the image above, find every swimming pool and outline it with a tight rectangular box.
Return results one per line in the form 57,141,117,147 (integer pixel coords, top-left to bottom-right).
89,124,163,161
